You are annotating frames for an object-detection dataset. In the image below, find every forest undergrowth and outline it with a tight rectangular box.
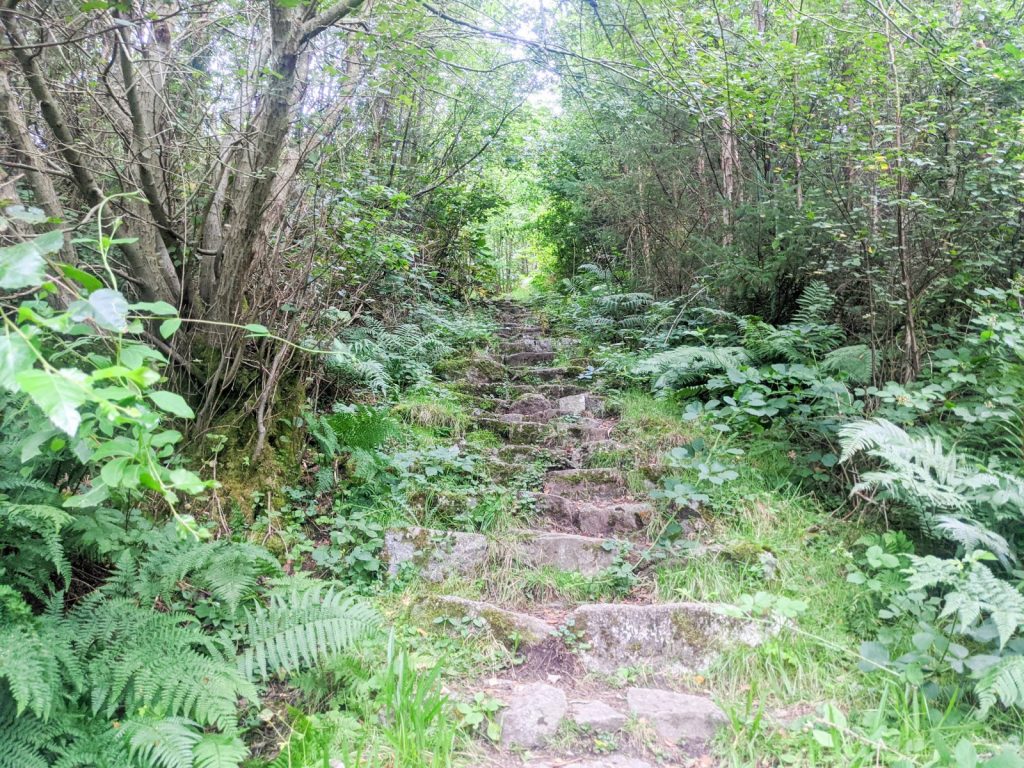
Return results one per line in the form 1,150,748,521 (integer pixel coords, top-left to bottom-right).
4,0,1024,765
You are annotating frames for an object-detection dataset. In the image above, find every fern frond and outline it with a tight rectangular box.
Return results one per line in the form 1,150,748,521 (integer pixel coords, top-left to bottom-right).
822,344,873,384
633,345,749,390
119,717,201,768
192,733,248,768
792,280,834,325
934,517,1013,568
0,699,66,768
594,292,654,317
138,534,282,613
976,655,1024,717
239,585,376,680
325,406,399,451
72,596,256,729
0,621,66,719
1,502,73,594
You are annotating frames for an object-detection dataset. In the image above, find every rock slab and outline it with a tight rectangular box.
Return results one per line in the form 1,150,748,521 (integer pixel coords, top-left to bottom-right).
568,602,770,673
418,595,556,646
569,699,628,731
626,687,727,744
516,531,620,576
499,682,567,748
383,527,487,582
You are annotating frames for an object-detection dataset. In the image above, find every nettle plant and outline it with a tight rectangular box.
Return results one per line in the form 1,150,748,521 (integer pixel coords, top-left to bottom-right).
1,205,209,523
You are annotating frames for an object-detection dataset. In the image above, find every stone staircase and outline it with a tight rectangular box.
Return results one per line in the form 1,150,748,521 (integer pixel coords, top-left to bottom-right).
384,301,770,766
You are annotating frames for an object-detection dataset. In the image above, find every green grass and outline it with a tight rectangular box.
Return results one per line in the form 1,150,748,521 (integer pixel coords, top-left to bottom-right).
392,385,471,437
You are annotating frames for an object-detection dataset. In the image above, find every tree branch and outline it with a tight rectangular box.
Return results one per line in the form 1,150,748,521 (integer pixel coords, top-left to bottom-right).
300,0,364,44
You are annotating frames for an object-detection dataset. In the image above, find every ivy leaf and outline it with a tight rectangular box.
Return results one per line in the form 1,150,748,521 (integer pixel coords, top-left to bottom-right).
15,368,87,436
86,288,129,331
149,390,195,418
0,230,63,289
0,334,35,392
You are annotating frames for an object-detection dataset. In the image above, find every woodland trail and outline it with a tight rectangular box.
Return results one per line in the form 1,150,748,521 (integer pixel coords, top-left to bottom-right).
384,301,773,767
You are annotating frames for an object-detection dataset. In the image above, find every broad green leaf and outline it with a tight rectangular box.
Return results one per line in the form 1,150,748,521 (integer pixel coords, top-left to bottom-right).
64,481,110,508
167,467,206,493
4,205,48,224
0,230,63,289
131,300,178,316
149,390,195,418
0,333,34,391
15,368,87,436
243,323,270,336
160,317,182,338
20,428,61,462
59,263,103,292
151,429,183,448
86,288,129,331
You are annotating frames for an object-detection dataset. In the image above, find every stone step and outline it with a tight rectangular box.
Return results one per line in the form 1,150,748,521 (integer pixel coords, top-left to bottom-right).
564,417,614,442
566,602,773,674
495,444,563,465
495,680,722,757
512,365,584,382
555,392,604,417
504,350,557,367
626,687,726,745
383,527,487,582
384,527,622,582
503,392,556,418
476,382,590,400
512,530,622,576
475,416,549,443
415,595,556,647
535,494,653,537
501,338,553,354
498,325,543,336
544,468,629,499
499,682,566,748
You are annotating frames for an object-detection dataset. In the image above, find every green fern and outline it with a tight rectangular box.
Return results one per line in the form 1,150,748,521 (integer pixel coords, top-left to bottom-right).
119,717,201,768
594,292,655,317
192,733,249,768
939,563,1024,647
840,418,1020,563
135,532,283,613
324,405,399,451
0,699,67,768
0,501,73,598
73,596,256,729
822,344,873,384
239,583,376,680
633,345,750,391
976,655,1024,717
791,280,834,325
327,340,393,395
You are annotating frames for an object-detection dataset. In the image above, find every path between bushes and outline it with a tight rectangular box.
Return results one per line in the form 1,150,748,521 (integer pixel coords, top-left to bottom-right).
383,301,774,767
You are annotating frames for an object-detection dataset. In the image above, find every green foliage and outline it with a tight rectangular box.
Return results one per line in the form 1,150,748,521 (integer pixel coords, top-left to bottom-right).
239,581,377,680
633,345,750,391
840,418,1024,563
0,210,380,767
